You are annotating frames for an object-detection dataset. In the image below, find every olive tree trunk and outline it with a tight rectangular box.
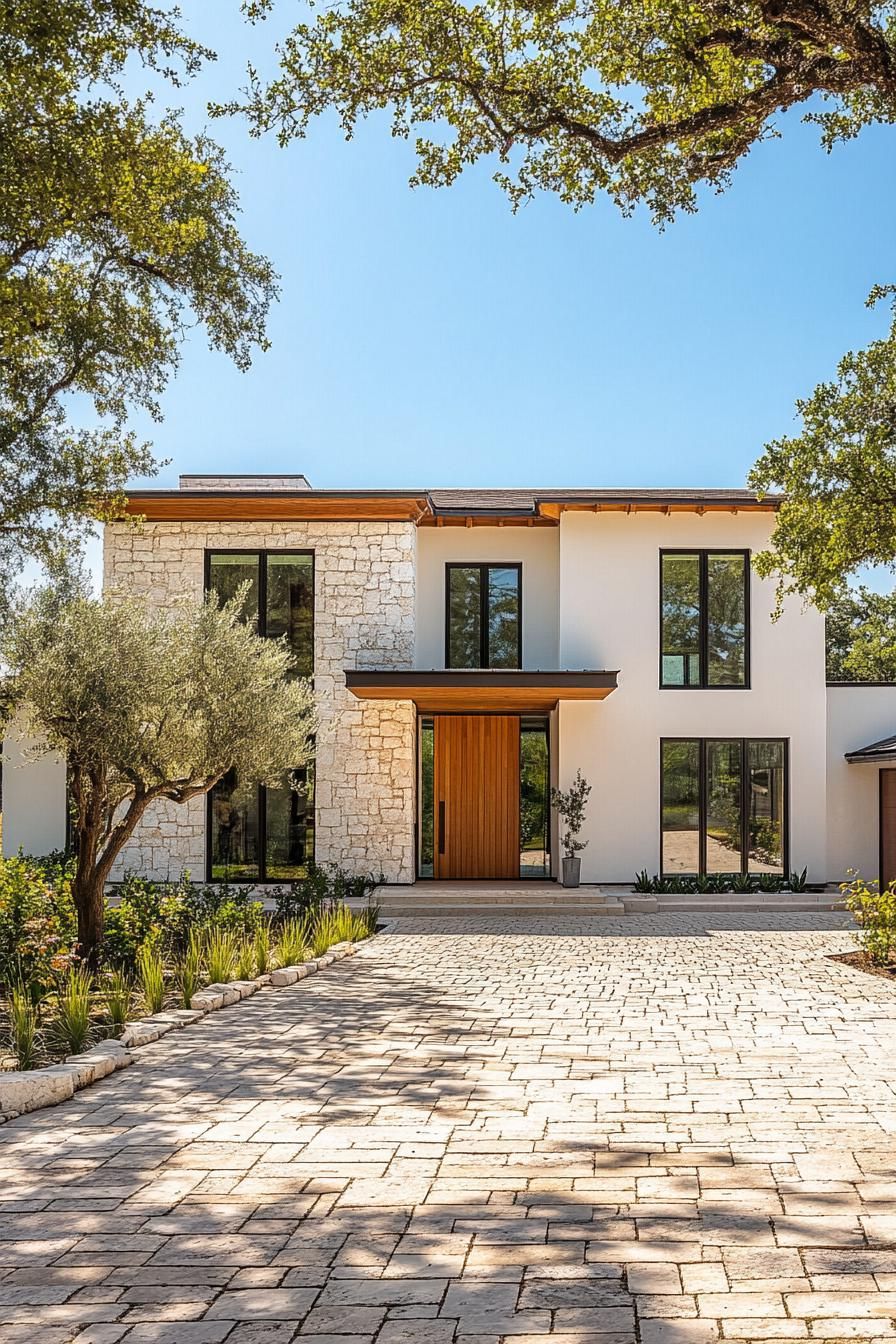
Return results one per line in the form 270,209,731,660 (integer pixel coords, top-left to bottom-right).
71,789,150,963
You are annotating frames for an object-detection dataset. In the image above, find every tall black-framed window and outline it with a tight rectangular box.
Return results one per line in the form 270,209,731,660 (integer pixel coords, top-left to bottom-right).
446,563,522,668
661,738,788,876
205,550,315,881
660,550,749,688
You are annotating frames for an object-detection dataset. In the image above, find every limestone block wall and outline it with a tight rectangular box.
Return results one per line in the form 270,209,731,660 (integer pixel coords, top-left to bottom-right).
103,519,417,883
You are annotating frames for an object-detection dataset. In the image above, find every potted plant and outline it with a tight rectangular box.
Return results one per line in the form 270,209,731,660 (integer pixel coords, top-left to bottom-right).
550,770,592,887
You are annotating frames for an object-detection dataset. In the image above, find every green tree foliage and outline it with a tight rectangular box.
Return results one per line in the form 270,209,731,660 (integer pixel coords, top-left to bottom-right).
235,1,896,220
1,2,277,589
825,585,896,682
232,0,896,598
2,587,316,956
750,296,896,607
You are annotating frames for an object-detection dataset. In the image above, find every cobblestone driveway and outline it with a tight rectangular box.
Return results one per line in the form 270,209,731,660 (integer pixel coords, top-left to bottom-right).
2,913,896,1344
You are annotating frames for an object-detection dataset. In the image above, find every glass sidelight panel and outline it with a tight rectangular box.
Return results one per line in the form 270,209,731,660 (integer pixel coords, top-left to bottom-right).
418,718,435,878
266,765,315,881
209,769,259,880
706,739,743,873
661,740,700,873
266,554,314,677
520,718,549,878
747,740,785,873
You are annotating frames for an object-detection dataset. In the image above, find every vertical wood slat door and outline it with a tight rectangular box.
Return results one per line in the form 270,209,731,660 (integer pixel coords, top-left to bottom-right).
434,716,520,880
881,770,896,889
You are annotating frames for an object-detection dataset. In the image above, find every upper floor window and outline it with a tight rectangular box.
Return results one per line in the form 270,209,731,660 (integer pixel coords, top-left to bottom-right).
206,551,314,677
446,563,521,668
660,550,749,688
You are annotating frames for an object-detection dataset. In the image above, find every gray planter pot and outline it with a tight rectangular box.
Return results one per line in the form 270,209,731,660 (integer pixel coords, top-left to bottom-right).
561,856,581,888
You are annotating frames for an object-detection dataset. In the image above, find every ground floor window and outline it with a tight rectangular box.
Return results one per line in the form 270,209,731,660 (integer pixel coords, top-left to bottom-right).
208,764,315,882
661,738,786,876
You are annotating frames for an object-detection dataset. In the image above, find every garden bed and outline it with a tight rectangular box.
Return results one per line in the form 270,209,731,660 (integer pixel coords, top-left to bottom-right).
828,949,896,981
1,854,383,1112
0,934,375,1122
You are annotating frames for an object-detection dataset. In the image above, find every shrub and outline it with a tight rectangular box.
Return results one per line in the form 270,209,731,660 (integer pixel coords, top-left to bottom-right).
350,904,380,939
103,874,192,970
274,862,383,920
0,854,77,993
236,938,255,981
177,932,204,1008
104,969,133,1029
103,876,263,969
788,866,809,892
842,874,896,965
186,883,263,938
253,921,272,975
274,861,333,920
277,915,309,967
137,944,166,1014
7,983,40,1069
633,869,653,893
50,965,93,1056
205,928,236,985
731,871,754,893
310,912,335,957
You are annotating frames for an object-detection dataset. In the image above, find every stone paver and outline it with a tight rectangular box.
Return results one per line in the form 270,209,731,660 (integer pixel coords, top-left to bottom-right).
1,912,895,1344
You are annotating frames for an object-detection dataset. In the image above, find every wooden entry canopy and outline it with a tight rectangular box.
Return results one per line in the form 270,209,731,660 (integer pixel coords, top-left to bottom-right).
344,669,618,714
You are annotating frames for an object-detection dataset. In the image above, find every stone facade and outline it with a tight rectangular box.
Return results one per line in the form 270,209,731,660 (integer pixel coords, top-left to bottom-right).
103,519,417,884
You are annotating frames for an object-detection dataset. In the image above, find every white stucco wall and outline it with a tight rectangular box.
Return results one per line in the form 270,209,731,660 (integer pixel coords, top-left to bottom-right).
103,519,417,884
826,685,896,882
415,526,559,669
2,717,67,858
556,511,828,883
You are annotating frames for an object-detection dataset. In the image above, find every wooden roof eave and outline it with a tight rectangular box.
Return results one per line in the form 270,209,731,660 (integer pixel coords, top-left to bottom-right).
344,669,618,714
119,492,433,524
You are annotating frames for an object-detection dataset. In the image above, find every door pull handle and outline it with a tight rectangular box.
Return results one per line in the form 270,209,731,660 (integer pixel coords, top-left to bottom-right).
438,801,446,854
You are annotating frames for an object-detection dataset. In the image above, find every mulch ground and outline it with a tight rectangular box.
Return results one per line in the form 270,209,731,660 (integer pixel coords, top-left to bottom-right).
828,948,896,980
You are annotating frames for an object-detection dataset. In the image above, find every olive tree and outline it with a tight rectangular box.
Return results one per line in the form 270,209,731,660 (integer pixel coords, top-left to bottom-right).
2,587,316,957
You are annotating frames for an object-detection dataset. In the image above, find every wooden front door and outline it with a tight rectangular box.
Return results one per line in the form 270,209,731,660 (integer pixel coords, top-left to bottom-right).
434,715,520,879
881,770,896,889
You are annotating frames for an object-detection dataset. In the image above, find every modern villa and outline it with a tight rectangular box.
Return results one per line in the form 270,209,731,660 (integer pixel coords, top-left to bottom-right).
3,474,895,891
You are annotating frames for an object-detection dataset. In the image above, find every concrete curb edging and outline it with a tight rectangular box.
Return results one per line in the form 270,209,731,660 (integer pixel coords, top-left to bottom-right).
0,939,363,1124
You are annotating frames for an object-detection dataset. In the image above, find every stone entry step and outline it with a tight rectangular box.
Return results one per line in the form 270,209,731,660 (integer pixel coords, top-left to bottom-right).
380,903,625,917
377,883,624,917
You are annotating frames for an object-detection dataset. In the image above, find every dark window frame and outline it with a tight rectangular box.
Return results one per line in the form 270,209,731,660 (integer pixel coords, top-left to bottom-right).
444,562,523,669
659,549,751,690
204,548,315,883
660,736,789,876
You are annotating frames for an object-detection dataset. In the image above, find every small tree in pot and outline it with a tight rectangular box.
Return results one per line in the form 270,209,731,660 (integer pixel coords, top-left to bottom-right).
550,771,591,888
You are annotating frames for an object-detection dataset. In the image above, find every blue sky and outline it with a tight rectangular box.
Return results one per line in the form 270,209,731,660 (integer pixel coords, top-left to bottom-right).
122,1,895,494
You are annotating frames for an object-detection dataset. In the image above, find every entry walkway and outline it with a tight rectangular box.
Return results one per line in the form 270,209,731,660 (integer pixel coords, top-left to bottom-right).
1,913,896,1343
